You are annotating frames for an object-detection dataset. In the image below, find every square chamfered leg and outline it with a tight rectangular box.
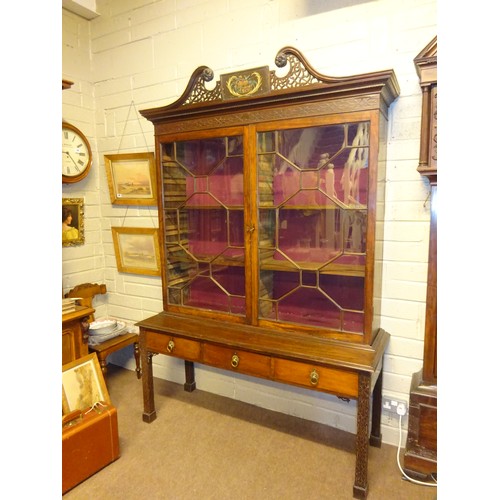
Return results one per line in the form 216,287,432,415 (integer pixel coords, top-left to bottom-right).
370,365,383,447
353,372,371,499
140,331,157,423
184,360,197,392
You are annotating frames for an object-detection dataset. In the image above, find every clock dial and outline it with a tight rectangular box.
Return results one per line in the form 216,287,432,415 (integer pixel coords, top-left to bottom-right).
62,122,92,183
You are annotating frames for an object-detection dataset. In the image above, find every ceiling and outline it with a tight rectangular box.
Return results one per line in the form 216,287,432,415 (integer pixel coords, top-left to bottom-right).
62,0,99,20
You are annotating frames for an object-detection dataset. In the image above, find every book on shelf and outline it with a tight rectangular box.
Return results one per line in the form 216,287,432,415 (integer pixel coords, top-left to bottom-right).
62,297,79,314
164,177,186,186
168,274,191,286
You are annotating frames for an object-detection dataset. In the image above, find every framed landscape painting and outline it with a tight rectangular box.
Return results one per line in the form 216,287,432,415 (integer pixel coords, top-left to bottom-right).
62,353,110,414
112,227,161,276
104,152,157,205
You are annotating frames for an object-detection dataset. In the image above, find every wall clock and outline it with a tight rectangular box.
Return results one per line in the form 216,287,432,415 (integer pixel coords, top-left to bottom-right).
62,121,92,183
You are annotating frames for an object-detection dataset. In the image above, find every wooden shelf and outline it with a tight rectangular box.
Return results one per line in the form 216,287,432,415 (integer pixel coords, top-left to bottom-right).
260,256,365,276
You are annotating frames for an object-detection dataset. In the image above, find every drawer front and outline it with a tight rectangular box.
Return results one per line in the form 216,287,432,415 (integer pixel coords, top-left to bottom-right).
145,331,201,361
274,358,358,398
203,344,272,379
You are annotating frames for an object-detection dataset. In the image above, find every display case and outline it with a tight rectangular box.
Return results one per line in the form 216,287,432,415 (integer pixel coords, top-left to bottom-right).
138,47,399,498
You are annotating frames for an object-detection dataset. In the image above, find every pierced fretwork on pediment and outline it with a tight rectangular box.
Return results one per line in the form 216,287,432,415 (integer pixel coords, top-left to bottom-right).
271,48,322,90
141,46,399,121
180,47,329,107
183,67,222,105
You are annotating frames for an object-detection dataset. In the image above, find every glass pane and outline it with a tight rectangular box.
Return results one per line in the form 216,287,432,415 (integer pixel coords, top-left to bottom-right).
258,122,369,209
257,270,364,333
257,122,368,333
162,136,245,316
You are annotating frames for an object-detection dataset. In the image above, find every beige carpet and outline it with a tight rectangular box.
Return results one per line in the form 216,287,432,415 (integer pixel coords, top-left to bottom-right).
63,364,437,500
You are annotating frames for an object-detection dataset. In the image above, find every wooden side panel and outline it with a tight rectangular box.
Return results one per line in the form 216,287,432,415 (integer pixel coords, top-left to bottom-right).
404,370,437,478
62,327,76,365
62,307,93,364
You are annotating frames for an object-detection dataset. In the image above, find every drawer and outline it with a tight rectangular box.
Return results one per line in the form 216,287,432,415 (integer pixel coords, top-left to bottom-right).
274,358,358,398
145,331,201,361
203,344,272,379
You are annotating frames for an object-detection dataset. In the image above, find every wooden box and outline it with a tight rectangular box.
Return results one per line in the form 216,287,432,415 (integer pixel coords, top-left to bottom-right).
62,405,120,494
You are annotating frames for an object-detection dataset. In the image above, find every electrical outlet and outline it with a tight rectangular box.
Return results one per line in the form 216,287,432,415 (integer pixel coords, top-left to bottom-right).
382,397,407,416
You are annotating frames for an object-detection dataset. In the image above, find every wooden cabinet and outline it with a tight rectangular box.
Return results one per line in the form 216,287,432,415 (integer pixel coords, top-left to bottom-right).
138,47,399,498
62,305,94,365
403,36,437,480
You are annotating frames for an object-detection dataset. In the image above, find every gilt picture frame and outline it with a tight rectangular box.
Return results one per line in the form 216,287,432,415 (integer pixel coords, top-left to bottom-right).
104,152,157,205
111,227,161,276
62,353,111,415
62,198,84,247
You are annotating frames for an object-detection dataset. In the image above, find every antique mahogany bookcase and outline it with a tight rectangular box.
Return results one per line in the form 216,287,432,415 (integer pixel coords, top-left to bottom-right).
138,47,399,498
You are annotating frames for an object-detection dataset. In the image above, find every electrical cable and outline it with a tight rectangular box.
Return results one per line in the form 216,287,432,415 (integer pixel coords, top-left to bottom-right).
397,412,437,488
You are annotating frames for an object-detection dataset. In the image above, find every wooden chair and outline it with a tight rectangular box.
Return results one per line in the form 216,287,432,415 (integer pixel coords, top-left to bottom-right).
65,282,106,322
65,283,141,380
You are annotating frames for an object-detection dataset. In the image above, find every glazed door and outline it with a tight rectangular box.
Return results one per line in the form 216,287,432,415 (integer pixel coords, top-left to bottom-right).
160,129,247,319
255,117,371,336
159,117,375,337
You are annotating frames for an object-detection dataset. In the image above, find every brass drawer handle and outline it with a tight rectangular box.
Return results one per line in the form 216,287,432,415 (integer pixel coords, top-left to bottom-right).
310,369,319,386
167,339,175,353
231,354,240,368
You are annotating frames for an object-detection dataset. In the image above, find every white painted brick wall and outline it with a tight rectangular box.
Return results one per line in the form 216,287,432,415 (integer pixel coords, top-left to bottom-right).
63,0,437,447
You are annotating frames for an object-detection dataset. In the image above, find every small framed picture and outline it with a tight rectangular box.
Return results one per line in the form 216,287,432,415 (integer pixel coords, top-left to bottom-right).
112,227,161,276
62,353,110,415
62,198,84,247
104,152,157,205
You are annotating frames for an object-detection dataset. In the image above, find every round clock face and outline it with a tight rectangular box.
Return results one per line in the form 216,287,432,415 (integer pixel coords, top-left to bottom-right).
62,122,92,183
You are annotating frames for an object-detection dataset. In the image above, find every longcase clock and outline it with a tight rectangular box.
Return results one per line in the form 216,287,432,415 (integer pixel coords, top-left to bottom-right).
403,36,437,480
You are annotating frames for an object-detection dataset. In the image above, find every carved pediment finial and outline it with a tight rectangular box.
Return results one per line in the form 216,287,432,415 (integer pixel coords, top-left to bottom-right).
181,65,222,105
272,46,323,89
